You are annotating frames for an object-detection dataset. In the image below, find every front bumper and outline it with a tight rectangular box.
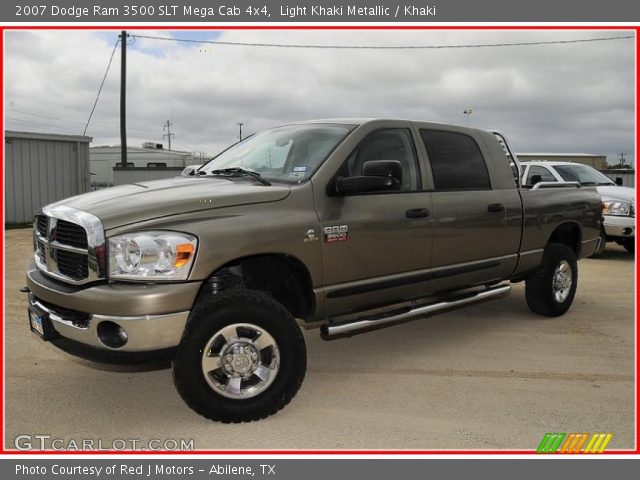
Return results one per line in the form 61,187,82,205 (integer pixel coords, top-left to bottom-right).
26,261,202,352
603,215,635,239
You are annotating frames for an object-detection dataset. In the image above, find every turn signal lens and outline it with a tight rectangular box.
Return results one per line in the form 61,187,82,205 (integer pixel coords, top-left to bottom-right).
175,243,195,268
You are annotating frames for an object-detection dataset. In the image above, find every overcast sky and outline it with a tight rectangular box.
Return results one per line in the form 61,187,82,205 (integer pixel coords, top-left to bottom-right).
5,30,636,165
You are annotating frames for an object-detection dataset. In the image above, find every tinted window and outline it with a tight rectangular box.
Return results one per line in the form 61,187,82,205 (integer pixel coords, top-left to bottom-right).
553,164,616,185
420,130,491,190
527,165,556,183
342,129,421,192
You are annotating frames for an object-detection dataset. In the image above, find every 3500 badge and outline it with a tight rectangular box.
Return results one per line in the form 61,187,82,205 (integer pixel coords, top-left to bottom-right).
323,225,349,243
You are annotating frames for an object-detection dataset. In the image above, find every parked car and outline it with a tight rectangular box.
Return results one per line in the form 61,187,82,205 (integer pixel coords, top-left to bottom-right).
26,119,603,422
521,161,635,255
180,164,203,176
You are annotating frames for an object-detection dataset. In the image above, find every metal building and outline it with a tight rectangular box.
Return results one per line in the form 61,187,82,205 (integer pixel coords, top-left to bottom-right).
5,131,92,225
602,169,635,188
91,144,200,187
112,166,186,186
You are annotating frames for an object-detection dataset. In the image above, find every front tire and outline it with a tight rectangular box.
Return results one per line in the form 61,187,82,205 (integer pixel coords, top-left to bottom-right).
172,290,306,423
619,237,635,254
525,243,578,317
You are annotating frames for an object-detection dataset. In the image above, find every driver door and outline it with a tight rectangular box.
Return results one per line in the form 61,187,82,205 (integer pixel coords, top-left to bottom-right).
314,126,433,317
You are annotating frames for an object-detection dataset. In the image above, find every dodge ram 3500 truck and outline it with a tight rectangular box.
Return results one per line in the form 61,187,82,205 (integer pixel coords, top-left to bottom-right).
25,119,603,422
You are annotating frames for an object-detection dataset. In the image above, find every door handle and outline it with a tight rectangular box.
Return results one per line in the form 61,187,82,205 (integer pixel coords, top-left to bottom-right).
406,208,430,219
487,203,505,213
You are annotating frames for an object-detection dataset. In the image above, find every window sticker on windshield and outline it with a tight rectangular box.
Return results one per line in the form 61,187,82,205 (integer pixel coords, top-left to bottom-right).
293,166,308,172
289,171,306,179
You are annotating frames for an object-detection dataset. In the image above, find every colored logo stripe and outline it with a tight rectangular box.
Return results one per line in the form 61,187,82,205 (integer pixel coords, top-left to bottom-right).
537,433,613,453
537,433,566,453
560,433,589,453
584,433,613,453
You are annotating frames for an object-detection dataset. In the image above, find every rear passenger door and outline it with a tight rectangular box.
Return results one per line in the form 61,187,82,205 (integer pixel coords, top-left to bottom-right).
419,128,521,293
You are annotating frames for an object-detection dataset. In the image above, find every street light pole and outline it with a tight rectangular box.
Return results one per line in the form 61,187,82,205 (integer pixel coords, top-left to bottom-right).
463,108,473,127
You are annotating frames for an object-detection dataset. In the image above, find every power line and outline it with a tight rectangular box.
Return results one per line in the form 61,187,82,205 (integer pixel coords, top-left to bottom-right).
131,33,634,50
6,112,166,138
84,38,119,135
6,108,87,125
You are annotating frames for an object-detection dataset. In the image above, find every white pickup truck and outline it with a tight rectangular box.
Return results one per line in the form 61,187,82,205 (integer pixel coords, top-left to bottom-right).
521,161,635,256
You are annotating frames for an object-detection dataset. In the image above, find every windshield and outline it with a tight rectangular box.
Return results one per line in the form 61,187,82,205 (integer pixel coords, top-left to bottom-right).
200,124,353,184
554,164,616,185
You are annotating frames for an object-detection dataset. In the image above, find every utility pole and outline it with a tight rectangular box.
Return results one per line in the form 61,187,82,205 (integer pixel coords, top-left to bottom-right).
119,30,128,164
619,152,627,166
163,120,174,150
237,122,244,141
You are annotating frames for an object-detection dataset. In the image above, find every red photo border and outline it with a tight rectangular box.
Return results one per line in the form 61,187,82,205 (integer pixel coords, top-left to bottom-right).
0,23,638,456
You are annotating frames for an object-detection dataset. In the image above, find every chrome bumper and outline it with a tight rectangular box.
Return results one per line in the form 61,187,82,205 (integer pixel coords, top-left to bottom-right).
603,215,635,238
28,294,189,352
26,261,198,352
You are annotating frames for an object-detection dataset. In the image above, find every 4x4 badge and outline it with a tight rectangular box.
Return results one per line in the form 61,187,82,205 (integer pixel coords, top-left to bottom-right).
304,229,318,243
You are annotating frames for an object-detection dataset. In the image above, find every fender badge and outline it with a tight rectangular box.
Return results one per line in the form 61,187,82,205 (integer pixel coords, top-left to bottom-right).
323,225,349,243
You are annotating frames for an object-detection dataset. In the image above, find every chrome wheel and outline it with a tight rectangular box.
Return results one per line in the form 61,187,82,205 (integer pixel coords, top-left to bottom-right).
201,323,280,399
552,260,573,303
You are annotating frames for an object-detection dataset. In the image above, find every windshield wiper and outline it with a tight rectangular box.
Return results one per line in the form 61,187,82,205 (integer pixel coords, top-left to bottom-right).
207,168,271,186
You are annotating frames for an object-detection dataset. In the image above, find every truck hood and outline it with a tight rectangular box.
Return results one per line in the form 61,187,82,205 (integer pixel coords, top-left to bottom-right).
595,185,635,203
49,176,291,230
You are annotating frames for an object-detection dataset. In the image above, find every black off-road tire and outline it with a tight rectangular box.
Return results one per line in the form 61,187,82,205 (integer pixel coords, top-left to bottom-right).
620,237,635,254
588,228,607,258
525,243,578,317
172,290,306,423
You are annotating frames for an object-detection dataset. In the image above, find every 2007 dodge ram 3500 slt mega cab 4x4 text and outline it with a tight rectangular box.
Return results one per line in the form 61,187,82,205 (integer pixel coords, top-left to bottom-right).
25,119,603,422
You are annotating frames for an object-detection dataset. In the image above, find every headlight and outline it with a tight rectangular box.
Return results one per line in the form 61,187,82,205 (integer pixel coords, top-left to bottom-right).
602,200,632,217
109,231,197,281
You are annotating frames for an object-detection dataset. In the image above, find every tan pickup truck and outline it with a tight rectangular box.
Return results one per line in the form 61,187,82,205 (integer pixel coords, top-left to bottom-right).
25,119,603,422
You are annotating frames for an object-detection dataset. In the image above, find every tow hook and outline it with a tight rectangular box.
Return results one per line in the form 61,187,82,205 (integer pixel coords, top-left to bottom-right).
19,287,30,294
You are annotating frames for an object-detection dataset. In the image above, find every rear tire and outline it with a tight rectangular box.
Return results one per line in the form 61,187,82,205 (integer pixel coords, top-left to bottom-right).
172,290,306,423
525,243,578,317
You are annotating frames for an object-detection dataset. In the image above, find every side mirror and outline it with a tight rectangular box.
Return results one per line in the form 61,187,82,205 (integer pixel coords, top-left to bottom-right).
335,175,395,194
334,160,403,195
529,174,542,186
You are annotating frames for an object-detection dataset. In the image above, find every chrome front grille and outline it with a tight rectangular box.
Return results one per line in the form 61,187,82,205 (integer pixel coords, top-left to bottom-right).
33,206,106,285
55,219,89,249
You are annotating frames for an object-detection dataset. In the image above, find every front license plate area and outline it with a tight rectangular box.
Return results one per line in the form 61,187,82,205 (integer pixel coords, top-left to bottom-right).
28,304,57,341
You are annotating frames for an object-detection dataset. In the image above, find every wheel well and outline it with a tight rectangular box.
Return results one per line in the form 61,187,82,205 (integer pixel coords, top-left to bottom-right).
197,254,315,321
548,223,581,255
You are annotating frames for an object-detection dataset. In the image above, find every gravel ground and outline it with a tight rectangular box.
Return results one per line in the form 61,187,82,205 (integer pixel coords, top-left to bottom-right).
3,227,635,451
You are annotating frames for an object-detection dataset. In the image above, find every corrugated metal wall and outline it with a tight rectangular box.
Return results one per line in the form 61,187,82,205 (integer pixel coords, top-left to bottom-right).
602,170,635,188
113,167,184,186
5,131,91,224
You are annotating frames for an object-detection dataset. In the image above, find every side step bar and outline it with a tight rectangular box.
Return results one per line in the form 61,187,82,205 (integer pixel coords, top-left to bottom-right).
321,284,511,339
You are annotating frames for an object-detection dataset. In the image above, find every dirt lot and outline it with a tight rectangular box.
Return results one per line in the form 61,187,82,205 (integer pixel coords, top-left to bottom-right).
3,227,635,451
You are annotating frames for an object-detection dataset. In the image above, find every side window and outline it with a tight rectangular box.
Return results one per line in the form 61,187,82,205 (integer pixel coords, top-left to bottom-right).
527,165,556,183
420,130,491,190
341,128,421,192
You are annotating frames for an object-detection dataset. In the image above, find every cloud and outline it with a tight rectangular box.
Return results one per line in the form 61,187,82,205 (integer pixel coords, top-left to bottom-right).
5,29,635,164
